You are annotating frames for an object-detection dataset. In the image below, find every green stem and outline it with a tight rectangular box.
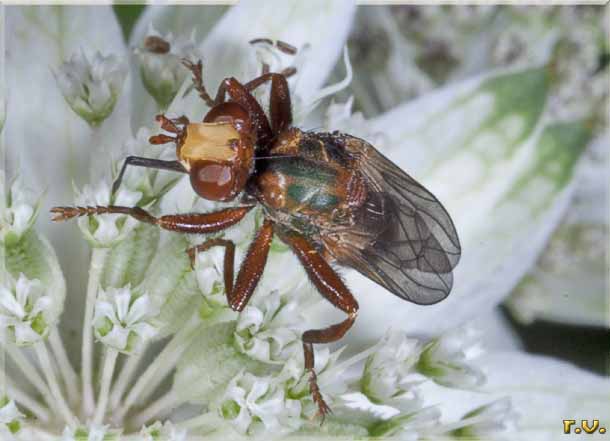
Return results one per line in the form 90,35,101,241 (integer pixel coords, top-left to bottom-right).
3,343,53,407
131,389,180,430
109,349,145,409
113,313,200,424
49,327,79,407
2,373,51,423
81,248,108,418
93,348,119,425
178,411,222,430
34,341,78,427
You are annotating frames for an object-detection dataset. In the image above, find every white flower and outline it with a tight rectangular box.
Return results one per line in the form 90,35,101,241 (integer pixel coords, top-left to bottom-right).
449,397,518,438
0,397,24,435
193,244,227,297
0,273,53,346
417,327,485,389
61,424,118,441
135,25,201,109
360,331,422,406
235,290,304,363
218,371,302,435
55,50,127,126
0,178,39,242
75,179,142,247
93,285,159,354
140,421,187,441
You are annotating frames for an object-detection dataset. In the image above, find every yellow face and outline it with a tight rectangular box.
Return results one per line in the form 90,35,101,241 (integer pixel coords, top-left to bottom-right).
178,122,241,169
178,121,254,202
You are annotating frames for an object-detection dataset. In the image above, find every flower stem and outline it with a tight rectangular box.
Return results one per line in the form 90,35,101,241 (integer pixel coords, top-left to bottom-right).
113,313,200,424
3,374,51,423
3,344,53,407
178,411,222,430
109,349,145,409
82,247,108,418
139,309,235,404
93,348,119,425
49,327,79,407
131,389,180,429
34,341,78,427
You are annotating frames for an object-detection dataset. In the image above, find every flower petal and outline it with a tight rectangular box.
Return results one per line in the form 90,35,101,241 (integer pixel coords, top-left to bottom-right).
479,352,610,440
507,131,610,328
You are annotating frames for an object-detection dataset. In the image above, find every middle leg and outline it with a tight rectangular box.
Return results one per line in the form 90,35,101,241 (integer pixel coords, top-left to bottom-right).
188,219,274,311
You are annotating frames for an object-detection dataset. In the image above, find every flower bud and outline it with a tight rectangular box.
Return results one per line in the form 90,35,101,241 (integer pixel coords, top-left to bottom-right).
135,26,201,109
0,178,39,244
54,50,127,126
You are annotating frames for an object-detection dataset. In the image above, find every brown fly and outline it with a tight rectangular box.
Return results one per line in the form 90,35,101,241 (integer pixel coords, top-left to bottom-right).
51,39,461,420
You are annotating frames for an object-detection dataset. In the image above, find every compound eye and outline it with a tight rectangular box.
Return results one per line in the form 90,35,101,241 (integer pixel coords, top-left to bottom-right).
189,160,237,202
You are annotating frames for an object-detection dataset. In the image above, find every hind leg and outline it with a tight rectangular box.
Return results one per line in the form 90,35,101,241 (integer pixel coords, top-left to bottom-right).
277,229,359,420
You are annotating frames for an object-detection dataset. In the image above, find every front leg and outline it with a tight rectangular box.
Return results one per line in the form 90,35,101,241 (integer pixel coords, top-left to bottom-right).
112,157,186,195
50,205,254,235
277,229,359,420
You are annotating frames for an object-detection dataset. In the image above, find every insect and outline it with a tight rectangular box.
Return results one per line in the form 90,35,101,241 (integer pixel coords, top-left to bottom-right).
51,39,461,419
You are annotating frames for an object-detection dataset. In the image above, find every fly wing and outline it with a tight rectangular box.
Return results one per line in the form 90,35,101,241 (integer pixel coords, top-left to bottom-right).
338,135,461,305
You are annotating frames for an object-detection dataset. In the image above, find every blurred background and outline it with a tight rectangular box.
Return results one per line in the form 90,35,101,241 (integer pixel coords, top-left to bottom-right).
113,4,609,375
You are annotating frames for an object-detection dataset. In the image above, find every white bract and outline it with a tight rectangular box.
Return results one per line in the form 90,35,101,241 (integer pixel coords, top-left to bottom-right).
0,273,52,346
55,50,127,126
2,2,608,440
93,286,159,354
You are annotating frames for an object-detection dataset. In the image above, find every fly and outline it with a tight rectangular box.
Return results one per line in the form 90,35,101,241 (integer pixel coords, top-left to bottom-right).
51,39,461,420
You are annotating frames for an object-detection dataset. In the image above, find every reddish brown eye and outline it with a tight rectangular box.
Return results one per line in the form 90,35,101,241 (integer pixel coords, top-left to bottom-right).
189,160,237,201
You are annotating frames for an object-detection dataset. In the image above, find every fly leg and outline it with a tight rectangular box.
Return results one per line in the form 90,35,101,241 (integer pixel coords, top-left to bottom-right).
181,59,216,108
188,219,274,311
243,73,292,133
50,205,254,235
111,157,186,195
277,229,359,421
249,38,298,77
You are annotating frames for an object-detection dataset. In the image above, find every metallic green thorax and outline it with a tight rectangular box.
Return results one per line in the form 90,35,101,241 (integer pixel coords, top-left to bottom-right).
271,157,341,212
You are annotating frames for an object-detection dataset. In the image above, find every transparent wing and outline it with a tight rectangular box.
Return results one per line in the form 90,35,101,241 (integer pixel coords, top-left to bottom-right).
339,136,461,305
